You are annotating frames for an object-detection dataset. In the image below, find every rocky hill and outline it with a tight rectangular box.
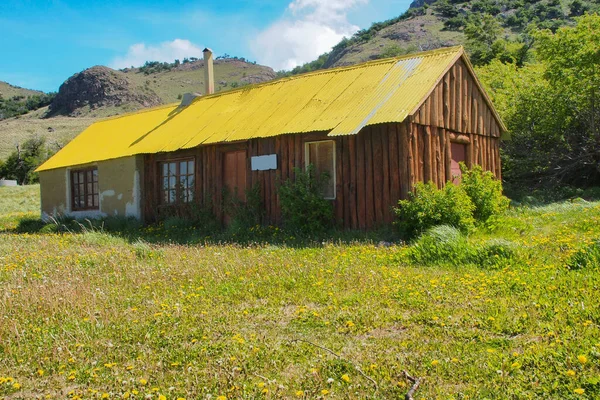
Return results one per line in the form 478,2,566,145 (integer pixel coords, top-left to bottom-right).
288,0,597,74
48,58,276,117
0,58,276,158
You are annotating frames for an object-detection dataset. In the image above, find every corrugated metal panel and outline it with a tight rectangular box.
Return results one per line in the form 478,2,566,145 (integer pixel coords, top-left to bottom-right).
36,104,178,172
37,46,465,172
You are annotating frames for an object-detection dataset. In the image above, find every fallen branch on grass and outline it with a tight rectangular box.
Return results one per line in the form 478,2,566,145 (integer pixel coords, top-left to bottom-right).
290,338,379,391
403,370,422,400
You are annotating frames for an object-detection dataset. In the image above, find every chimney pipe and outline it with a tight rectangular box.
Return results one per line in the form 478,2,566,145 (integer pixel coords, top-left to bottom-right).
203,48,214,95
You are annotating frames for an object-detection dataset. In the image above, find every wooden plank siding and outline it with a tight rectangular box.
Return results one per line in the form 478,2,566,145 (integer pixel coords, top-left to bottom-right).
143,58,502,230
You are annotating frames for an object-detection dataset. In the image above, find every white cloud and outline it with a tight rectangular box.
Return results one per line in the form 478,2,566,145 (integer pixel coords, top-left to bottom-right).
110,39,204,69
251,0,368,71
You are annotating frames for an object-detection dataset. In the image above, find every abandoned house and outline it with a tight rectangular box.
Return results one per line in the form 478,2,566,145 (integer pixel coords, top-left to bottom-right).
36,46,507,230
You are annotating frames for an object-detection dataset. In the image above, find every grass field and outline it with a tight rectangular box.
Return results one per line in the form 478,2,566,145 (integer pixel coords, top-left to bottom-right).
1,186,600,399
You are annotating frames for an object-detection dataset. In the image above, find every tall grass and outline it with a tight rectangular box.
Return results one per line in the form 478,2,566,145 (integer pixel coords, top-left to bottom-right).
0,200,599,398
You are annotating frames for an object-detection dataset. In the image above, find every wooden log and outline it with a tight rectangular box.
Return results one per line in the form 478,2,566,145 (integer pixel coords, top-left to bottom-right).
423,125,432,183
365,129,376,229
279,136,287,186
430,85,437,127
456,64,462,132
335,138,344,227
437,83,444,127
274,137,282,225
389,124,400,206
462,62,469,132
449,66,457,131
405,123,415,192
295,135,302,170
417,125,424,183
356,131,366,230
381,125,392,224
449,133,471,143
348,135,358,229
444,129,452,183
288,134,295,180
432,127,440,187
436,128,445,187
372,126,384,225
443,74,450,129
342,136,351,229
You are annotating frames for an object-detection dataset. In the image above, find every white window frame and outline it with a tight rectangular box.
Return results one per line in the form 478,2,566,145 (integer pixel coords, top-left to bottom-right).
304,140,336,200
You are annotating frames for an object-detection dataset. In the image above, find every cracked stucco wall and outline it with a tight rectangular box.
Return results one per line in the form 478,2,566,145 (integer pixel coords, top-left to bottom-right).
39,155,144,221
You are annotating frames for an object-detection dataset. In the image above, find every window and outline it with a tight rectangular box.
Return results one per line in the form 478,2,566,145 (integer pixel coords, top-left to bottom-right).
305,140,336,199
71,167,99,211
160,159,195,205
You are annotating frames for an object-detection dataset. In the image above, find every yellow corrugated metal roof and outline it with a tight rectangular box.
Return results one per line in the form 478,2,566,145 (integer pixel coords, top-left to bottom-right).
37,46,488,172
37,104,178,171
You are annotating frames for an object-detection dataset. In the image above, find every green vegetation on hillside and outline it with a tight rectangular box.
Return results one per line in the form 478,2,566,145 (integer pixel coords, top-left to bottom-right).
1,185,600,398
476,14,600,192
0,81,55,121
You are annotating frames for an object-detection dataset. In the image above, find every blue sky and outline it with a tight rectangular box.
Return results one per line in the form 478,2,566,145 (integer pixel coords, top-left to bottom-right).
0,0,412,93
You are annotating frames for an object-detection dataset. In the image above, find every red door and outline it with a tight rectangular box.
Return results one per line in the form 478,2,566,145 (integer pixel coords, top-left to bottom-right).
450,142,466,184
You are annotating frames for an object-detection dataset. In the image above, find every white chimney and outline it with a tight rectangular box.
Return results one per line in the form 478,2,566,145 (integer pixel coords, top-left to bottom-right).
203,48,214,95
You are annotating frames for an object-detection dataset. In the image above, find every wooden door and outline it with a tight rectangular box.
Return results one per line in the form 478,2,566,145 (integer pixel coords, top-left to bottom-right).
450,142,467,184
223,150,247,223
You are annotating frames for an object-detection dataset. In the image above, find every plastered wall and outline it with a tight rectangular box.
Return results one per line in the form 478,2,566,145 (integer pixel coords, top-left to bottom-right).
39,155,143,221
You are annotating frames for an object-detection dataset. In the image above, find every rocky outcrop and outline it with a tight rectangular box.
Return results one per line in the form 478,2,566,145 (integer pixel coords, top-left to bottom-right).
48,66,162,116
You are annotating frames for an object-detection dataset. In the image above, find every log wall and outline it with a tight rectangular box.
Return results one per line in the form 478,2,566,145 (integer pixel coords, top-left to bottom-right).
143,58,503,229
144,122,500,229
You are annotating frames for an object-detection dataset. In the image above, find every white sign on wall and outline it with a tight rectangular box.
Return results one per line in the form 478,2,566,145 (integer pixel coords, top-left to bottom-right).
251,154,277,171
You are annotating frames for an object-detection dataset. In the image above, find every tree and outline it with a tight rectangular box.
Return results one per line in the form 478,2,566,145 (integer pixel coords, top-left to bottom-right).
434,0,459,17
477,15,600,189
569,0,589,16
465,13,503,65
0,137,49,184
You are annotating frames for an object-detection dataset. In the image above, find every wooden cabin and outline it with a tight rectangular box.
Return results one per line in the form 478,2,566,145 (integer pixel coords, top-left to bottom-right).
37,46,506,230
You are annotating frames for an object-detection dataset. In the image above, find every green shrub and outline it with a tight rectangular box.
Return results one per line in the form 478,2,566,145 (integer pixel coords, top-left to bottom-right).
407,225,475,265
475,239,519,269
15,217,47,233
394,181,475,240
224,184,264,235
566,240,600,270
460,163,510,223
408,226,520,268
278,165,334,236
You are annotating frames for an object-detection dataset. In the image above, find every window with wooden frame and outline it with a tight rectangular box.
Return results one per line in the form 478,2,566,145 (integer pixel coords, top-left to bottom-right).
305,140,336,199
71,167,99,211
159,158,195,205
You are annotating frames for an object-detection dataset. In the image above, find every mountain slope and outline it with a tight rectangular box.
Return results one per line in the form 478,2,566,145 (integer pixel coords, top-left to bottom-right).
0,82,43,99
289,0,598,73
0,58,276,159
48,58,276,118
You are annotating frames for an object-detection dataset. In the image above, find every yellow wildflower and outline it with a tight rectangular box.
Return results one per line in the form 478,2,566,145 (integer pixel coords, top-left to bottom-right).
567,370,576,377
578,355,588,364
341,374,351,383
139,378,148,385
321,389,329,395
574,388,585,395
431,360,439,366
